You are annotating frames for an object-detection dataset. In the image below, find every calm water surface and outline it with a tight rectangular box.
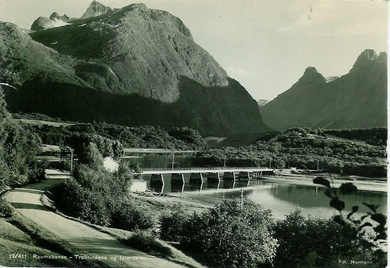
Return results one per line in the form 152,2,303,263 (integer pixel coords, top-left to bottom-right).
186,182,387,219
145,177,387,219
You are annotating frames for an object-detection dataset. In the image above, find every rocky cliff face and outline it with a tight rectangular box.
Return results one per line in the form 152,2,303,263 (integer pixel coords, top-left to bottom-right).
81,1,113,19
31,3,229,103
261,49,387,130
0,22,83,86
31,12,70,31
0,2,267,136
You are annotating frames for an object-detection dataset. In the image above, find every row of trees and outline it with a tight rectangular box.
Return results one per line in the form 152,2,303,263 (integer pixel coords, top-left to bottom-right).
195,128,386,177
0,88,42,191
24,121,206,152
159,200,381,268
51,142,153,230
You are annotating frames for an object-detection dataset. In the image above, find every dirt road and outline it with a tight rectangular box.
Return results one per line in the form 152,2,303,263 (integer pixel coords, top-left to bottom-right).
5,170,195,268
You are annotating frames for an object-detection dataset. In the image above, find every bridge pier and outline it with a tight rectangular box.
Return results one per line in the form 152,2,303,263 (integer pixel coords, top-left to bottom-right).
247,171,251,187
199,173,207,191
180,173,191,193
181,173,185,193
217,172,223,189
232,172,237,188
160,174,164,195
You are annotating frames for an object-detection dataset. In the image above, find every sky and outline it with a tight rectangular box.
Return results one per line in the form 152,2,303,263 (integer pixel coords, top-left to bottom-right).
0,0,387,100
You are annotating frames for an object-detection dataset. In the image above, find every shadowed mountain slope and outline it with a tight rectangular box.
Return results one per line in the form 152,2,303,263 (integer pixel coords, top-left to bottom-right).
0,2,268,136
261,49,387,130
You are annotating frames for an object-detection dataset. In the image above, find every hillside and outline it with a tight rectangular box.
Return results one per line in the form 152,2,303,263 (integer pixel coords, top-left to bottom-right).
195,128,386,178
261,49,387,130
0,2,267,136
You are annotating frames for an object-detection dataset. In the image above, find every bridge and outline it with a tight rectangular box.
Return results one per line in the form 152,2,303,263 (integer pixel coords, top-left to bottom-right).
132,167,275,194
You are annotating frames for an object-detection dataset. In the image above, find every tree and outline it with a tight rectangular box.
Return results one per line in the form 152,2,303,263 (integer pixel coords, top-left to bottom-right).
160,200,278,267
313,177,387,266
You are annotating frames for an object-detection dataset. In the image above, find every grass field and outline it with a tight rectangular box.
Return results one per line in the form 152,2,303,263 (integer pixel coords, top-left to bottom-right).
0,218,73,267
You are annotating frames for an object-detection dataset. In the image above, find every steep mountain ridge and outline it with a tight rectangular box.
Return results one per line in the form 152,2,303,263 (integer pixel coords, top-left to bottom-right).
81,1,113,19
30,3,229,102
261,49,387,130
0,22,84,86
0,2,267,136
31,12,71,31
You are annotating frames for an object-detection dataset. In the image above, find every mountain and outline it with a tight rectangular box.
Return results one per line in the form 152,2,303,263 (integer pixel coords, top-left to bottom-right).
29,3,230,102
0,3,267,136
261,49,387,130
81,1,113,19
31,12,70,31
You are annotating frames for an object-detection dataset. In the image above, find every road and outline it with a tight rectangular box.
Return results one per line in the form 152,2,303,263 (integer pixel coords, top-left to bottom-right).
5,170,196,268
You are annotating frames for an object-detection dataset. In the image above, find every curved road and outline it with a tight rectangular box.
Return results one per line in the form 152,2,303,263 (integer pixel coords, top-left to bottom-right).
5,170,195,268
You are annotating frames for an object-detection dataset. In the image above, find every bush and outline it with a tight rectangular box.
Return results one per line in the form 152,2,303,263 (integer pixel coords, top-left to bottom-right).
28,161,48,182
160,200,278,267
122,231,172,258
0,199,14,217
111,202,154,231
0,89,41,190
272,211,370,268
51,142,135,228
160,207,189,242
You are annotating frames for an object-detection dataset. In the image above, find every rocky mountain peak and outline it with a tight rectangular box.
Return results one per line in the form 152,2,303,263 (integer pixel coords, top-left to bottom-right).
49,12,60,20
30,2,228,103
303,66,318,75
0,17,266,136
81,0,112,19
298,66,326,84
31,12,70,31
352,49,386,71
261,49,387,131
49,12,69,21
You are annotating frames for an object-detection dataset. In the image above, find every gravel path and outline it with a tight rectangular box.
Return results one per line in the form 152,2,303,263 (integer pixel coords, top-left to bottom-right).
5,170,188,268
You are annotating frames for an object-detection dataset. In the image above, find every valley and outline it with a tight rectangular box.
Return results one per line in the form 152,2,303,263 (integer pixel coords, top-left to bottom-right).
0,1,387,267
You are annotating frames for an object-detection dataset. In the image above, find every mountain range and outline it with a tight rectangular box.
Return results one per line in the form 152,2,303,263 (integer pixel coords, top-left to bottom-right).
261,49,387,131
0,1,267,136
0,1,386,136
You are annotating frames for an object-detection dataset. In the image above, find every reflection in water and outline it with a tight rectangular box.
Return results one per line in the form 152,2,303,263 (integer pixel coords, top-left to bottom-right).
147,174,268,193
144,175,387,219
249,183,387,219
269,184,386,213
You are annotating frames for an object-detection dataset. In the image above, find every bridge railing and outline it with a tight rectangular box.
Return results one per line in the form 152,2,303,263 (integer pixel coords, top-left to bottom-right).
131,166,274,175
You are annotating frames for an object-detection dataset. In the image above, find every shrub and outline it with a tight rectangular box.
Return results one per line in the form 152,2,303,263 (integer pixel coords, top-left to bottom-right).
28,161,48,182
160,207,189,242
160,200,278,267
50,180,83,217
272,211,369,268
0,199,14,217
111,202,154,231
122,231,172,258
51,142,134,228
0,89,41,190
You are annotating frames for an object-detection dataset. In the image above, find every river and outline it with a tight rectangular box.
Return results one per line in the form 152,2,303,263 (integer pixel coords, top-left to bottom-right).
138,176,387,219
